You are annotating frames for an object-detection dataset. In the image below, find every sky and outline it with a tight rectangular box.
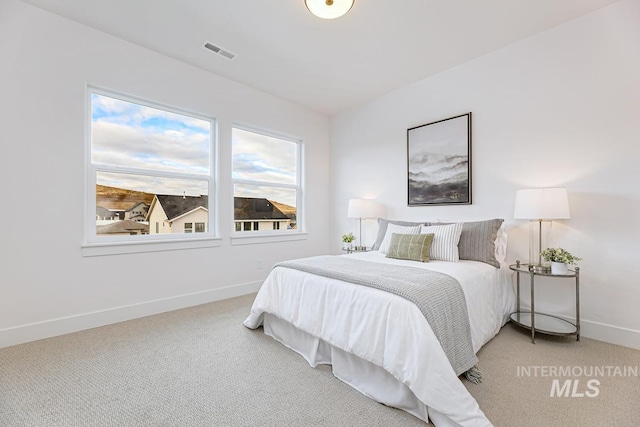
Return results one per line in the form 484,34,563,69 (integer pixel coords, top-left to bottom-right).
232,128,297,207
92,93,298,207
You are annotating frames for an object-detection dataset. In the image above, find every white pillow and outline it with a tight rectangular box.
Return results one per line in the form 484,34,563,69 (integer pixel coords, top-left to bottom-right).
378,223,421,254
420,223,463,262
494,223,508,264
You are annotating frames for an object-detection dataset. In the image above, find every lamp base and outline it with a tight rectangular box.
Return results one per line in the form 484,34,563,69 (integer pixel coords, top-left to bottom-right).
529,220,552,271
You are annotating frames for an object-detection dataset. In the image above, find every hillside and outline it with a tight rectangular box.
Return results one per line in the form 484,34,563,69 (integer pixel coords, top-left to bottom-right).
269,200,296,217
96,185,155,211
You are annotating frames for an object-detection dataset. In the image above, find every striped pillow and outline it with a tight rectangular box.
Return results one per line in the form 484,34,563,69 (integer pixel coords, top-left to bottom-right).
386,233,435,262
429,219,505,267
420,223,463,262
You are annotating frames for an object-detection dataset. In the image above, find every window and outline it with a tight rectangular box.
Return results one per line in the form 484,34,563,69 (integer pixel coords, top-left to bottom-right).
87,89,215,249
232,126,301,233
243,222,251,231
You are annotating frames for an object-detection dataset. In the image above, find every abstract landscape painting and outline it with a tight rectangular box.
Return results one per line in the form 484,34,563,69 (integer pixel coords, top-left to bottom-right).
407,113,471,205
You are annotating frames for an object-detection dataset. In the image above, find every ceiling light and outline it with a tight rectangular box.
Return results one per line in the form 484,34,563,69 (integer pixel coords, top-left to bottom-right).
305,0,354,20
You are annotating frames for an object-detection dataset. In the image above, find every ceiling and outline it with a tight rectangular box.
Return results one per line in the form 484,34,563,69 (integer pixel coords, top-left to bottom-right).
21,0,620,115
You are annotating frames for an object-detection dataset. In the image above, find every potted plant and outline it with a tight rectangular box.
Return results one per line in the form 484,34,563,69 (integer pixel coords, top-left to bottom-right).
341,232,355,250
541,247,582,275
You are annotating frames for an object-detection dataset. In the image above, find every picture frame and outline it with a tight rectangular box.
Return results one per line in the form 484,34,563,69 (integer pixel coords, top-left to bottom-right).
407,113,472,206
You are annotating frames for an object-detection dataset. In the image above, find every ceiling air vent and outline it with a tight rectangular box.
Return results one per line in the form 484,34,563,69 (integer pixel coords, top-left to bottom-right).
203,42,235,60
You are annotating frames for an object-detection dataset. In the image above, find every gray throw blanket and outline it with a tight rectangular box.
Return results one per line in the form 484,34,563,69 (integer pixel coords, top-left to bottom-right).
276,255,480,381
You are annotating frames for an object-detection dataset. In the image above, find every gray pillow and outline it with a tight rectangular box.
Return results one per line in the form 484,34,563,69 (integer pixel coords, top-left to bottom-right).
372,218,426,251
430,219,504,268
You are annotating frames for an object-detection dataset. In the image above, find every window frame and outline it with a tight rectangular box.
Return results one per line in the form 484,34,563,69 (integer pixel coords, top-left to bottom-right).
83,86,221,256
230,124,305,245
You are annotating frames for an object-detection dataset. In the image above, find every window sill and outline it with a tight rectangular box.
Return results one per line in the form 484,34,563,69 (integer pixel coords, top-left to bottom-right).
230,232,308,246
82,237,223,257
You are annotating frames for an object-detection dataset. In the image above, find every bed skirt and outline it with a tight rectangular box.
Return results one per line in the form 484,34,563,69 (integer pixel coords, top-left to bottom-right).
264,313,464,427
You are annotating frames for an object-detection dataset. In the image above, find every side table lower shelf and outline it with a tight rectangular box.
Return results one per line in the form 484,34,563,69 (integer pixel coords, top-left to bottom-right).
509,262,580,344
510,311,578,339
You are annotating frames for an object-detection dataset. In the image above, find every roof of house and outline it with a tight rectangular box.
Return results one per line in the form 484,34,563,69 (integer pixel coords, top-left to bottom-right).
96,206,117,218
234,197,289,220
96,220,149,234
154,195,208,221
125,201,149,212
148,195,289,222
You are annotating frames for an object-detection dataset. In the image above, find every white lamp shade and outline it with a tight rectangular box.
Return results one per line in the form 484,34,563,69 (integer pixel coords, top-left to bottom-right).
347,199,384,219
514,188,570,220
305,0,354,19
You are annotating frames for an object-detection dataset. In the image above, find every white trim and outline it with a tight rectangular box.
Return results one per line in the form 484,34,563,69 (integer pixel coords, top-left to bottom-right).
555,315,640,350
82,237,223,257
231,232,308,246
0,280,262,349
90,85,216,123
232,179,298,190
85,85,218,250
232,122,302,144
297,139,305,233
516,307,640,350
169,205,208,223
231,124,304,236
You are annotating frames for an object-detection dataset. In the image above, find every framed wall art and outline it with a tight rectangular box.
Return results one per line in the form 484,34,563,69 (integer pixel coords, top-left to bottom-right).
407,113,472,206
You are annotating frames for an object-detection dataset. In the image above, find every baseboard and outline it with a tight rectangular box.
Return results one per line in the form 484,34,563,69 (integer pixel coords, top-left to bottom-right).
544,313,638,350
577,318,640,350
0,280,262,349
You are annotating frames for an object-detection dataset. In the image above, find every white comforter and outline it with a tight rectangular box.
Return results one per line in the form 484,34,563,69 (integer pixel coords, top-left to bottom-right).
244,251,515,426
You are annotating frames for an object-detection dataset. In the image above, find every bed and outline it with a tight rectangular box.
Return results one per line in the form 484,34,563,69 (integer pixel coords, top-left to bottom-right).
244,219,515,427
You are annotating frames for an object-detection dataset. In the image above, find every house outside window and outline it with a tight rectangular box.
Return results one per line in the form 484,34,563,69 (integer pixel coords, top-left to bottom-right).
232,126,302,233
86,88,215,249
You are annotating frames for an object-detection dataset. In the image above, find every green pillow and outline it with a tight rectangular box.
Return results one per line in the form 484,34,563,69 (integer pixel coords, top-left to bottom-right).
386,233,435,262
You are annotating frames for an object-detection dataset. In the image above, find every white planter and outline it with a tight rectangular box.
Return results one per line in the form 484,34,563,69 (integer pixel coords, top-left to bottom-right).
551,261,569,275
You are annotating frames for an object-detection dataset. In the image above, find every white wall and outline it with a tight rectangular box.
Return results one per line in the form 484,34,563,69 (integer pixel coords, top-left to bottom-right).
0,1,331,347
331,0,640,349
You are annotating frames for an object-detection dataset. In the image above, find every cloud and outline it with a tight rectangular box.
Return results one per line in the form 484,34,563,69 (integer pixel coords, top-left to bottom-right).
92,94,298,207
91,93,211,175
92,121,209,174
92,93,210,134
232,128,297,184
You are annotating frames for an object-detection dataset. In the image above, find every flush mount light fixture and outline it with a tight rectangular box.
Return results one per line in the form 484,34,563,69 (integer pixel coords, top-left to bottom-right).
305,0,354,19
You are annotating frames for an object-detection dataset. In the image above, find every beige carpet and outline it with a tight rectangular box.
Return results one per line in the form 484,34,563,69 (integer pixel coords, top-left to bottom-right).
1,294,638,426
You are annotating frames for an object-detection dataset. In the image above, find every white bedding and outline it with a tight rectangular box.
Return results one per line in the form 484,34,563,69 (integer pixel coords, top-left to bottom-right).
244,251,515,426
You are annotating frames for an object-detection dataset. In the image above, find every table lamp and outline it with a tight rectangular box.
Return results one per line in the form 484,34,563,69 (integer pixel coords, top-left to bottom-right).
514,188,570,272
347,199,383,251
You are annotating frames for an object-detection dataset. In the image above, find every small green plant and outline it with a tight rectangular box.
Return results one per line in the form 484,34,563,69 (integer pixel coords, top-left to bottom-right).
541,247,582,265
341,232,355,243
